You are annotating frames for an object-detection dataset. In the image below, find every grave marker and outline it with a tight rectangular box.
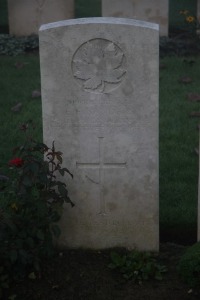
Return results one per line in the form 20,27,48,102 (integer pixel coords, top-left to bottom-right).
39,17,159,251
102,0,169,36
8,0,74,36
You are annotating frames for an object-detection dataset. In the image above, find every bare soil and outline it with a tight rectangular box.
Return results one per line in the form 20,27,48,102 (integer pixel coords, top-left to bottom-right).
6,243,200,300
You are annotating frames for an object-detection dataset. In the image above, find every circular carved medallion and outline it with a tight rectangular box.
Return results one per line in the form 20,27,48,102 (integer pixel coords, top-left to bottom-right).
72,38,126,93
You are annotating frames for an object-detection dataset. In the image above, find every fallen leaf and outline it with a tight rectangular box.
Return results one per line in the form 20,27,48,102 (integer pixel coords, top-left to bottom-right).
189,112,200,117
32,90,41,98
14,62,25,69
28,272,36,280
187,93,200,102
0,175,9,181
183,59,195,66
52,284,59,290
159,63,167,70
179,76,193,84
11,102,22,112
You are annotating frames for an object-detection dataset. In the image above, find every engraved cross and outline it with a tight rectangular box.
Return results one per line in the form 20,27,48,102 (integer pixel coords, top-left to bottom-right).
76,137,126,215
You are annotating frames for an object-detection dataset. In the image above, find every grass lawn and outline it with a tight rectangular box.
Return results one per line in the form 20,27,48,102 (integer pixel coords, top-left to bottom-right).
0,55,42,165
0,53,199,243
159,57,199,243
75,0,101,17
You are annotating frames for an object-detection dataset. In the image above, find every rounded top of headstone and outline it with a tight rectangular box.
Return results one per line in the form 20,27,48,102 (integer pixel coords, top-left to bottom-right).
39,17,159,32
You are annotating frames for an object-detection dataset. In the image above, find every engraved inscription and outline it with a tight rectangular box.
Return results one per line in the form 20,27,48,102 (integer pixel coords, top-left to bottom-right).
76,137,127,215
72,39,126,93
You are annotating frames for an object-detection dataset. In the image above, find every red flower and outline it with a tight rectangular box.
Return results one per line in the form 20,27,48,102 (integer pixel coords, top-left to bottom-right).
9,157,24,167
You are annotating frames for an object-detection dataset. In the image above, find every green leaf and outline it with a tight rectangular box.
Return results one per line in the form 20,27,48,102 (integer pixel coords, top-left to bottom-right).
29,162,40,175
21,176,32,187
10,250,18,263
64,195,74,207
36,230,44,240
58,169,65,176
155,272,163,280
110,252,125,267
58,183,68,197
56,155,63,164
50,211,61,222
35,142,49,152
19,249,29,260
28,272,36,280
19,231,27,239
15,238,23,248
62,168,73,178
27,237,35,248
8,295,17,300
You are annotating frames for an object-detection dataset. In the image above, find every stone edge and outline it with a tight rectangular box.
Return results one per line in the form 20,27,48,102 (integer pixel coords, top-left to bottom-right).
39,17,159,32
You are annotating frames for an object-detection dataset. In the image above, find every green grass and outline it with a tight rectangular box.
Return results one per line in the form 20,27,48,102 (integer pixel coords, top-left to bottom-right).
169,0,197,34
0,55,42,171
0,54,199,243
159,57,199,241
75,0,101,18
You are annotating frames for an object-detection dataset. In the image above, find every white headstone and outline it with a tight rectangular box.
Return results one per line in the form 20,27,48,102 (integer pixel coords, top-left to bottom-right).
102,0,168,36
39,17,159,251
8,0,74,36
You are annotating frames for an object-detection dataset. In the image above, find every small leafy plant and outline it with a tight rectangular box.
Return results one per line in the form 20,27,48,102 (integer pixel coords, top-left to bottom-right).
178,242,200,287
162,9,200,57
109,250,167,284
179,10,200,35
0,120,73,297
0,267,9,298
0,34,39,56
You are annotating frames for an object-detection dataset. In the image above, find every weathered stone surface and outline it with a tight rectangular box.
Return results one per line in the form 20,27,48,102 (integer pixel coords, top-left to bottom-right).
8,0,74,36
39,18,159,251
102,0,168,36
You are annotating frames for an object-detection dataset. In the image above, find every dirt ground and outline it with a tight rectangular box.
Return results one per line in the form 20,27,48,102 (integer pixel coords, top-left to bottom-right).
6,243,200,300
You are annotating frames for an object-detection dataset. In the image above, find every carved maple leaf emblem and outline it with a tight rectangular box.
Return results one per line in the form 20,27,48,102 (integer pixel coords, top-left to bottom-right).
73,40,126,93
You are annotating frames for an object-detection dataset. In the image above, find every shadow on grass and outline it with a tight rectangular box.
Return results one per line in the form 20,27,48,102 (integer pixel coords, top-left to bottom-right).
0,25,9,34
160,225,197,246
